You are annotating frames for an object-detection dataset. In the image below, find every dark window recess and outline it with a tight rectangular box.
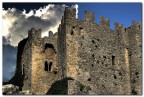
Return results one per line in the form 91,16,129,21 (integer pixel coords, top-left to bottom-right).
97,60,99,64
103,56,106,59
135,72,139,75
71,30,74,35
72,26,75,29
44,61,52,72
112,56,115,65
80,27,83,30
131,89,137,95
54,71,57,75
114,75,117,79
97,39,100,41
88,78,91,81
119,72,122,76
91,64,94,67
139,25,141,29
92,54,94,58
44,43,56,53
92,40,95,43
44,61,48,71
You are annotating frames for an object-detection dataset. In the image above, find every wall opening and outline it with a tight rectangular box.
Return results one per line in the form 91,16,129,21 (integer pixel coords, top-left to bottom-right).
44,61,52,72
44,43,56,53
88,78,91,81
45,61,48,71
92,40,95,44
112,56,115,65
135,72,139,75
114,75,117,79
71,30,74,35
92,54,94,58
131,89,137,95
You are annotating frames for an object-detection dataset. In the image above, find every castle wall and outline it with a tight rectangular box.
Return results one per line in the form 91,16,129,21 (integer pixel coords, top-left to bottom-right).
13,7,142,95
64,8,142,95
30,29,60,94
127,21,142,94
9,38,28,90
21,35,32,91
57,17,67,78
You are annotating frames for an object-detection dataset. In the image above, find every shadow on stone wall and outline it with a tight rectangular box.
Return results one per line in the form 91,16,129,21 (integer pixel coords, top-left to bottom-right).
46,77,73,95
8,38,28,91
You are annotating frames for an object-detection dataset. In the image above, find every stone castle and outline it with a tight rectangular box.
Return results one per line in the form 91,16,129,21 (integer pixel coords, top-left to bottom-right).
9,7,142,95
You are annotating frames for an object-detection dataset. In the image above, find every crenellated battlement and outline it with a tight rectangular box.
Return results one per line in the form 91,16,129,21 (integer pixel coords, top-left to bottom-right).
64,7,76,22
100,16,110,29
114,22,124,31
85,11,95,23
28,28,42,39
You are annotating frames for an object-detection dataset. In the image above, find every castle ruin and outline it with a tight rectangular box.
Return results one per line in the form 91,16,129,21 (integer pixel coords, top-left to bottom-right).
9,7,142,95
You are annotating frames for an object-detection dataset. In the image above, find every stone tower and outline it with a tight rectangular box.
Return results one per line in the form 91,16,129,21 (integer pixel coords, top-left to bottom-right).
10,7,142,95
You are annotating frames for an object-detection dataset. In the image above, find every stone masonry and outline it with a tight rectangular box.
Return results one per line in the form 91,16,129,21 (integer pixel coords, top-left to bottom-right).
9,7,142,95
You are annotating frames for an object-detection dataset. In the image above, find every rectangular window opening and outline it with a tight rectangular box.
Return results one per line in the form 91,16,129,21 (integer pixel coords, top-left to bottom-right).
112,56,115,65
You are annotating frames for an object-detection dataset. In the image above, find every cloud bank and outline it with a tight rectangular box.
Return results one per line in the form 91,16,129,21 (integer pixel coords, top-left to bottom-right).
2,4,78,81
2,4,66,46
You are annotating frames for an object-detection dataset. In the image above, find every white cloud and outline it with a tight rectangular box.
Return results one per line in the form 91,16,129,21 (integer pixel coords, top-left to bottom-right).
2,4,66,46
71,4,78,19
2,4,78,46
2,4,79,81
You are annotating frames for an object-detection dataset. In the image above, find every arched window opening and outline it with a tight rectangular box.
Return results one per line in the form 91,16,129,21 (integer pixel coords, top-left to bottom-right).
44,61,53,72
44,43,56,53
44,61,48,71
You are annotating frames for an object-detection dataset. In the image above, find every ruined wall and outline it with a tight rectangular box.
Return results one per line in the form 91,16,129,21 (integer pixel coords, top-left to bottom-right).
57,16,67,78
29,29,59,94
126,21,142,94
9,38,28,90
65,8,142,95
12,7,142,95
21,31,33,91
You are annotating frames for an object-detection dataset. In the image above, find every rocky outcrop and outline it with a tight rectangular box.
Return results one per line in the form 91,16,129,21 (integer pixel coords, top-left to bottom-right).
2,84,32,95
3,84,19,95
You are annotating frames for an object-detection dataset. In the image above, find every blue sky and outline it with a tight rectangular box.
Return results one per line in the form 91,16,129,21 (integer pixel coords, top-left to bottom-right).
77,3,142,29
3,3,142,29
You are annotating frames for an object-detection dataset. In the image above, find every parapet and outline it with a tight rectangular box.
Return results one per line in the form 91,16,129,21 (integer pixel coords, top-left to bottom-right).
114,22,124,31
64,7,76,21
85,11,95,23
28,28,41,39
49,31,53,37
100,16,110,28
132,20,139,29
